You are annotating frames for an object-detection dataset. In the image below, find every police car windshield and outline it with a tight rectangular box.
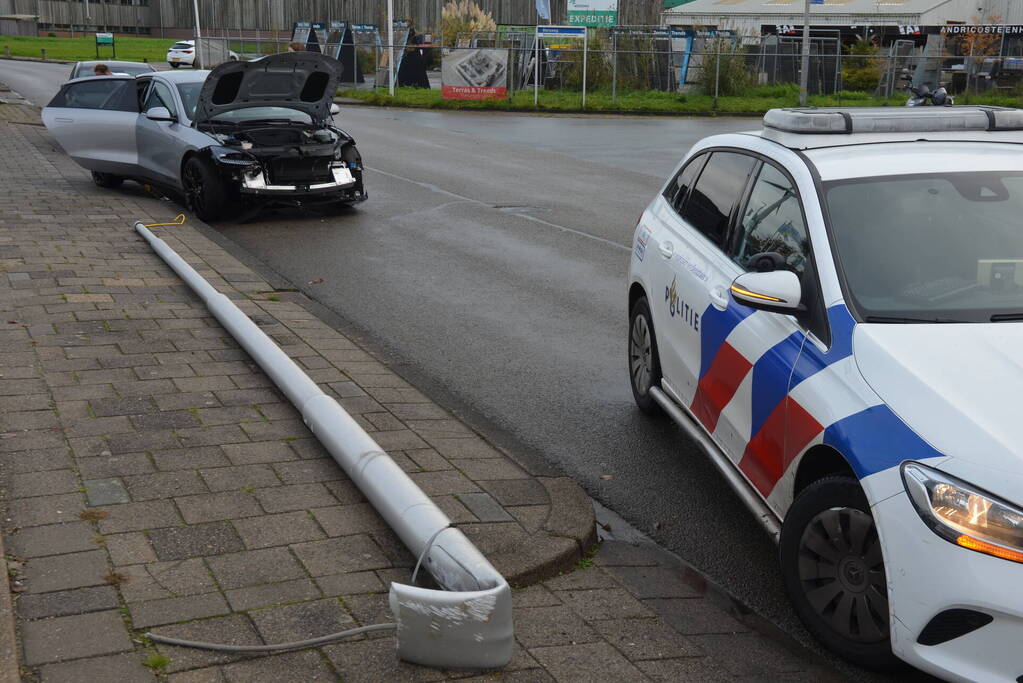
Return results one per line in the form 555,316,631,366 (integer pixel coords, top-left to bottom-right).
825,171,1023,323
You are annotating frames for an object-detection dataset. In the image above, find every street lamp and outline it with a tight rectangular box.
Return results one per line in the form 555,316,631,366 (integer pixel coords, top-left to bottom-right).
798,0,812,106
388,0,395,96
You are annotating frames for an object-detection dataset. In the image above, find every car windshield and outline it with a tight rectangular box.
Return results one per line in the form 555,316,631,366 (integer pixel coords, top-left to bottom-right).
825,171,1023,323
75,63,151,78
176,82,202,120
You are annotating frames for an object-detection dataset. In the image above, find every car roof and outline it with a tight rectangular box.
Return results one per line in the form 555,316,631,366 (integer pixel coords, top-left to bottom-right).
74,60,156,70
805,141,1023,181
146,69,210,84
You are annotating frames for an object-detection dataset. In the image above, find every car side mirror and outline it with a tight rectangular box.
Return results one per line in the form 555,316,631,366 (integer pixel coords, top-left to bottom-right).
145,106,175,122
330,103,341,116
730,270,803,314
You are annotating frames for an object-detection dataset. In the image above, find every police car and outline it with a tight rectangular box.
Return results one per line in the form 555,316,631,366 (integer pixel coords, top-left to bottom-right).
628,107,1023,680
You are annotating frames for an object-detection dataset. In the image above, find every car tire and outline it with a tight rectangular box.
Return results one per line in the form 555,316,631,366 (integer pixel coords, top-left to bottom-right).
168,62,180,69
182,157,230,222
628,296,663,415
91,171,123,189
779,476,902,672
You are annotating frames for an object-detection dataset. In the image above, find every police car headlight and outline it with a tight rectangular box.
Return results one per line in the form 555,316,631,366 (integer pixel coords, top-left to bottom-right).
902,462,1023,564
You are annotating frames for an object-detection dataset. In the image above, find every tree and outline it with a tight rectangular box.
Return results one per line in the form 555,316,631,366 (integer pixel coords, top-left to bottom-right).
841,39,881,92
958,15,1003,56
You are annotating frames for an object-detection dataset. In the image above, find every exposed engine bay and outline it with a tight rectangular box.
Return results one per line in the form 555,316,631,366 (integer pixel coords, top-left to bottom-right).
198,120,366,203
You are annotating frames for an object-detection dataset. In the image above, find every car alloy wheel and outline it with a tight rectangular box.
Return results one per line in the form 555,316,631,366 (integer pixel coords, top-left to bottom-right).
182,161,207,215
796,507,888,643
628,296,662,415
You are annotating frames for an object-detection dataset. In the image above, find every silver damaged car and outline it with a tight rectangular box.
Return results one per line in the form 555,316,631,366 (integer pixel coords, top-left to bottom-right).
42,52,366,221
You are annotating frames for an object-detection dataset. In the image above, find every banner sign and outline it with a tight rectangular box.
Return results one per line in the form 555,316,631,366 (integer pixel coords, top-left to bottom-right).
567,0,618,27
537,25,586,38
939,24,1023,35
442,49,509,100
95,32,113,45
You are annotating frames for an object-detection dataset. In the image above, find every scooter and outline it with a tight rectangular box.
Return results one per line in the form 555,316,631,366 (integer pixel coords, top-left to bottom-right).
905,84,954,106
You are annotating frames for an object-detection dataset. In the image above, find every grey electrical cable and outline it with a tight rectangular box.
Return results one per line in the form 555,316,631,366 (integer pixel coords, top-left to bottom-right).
411,524,452,585
145,623,397,653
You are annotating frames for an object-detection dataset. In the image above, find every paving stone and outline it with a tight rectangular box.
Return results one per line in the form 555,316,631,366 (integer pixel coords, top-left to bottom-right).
200,464,280,492
148,521,246,560
88,396,159,417
167,668,226,683
478,479,549,506
605,565,704,599
456,492,514,522
315,571,385,597
225,578,322,611
106,429,181,455
559,588,654,621
544,567,621,592
592,541,677,568
221,650,336,682
21,610,132,665
528,641,648,683
249,598,354,643
407,470,481,496
175,491,262,524
151,446,230,471
311,504,388,537
105,532,158,566
121,558,218,602
253,483,338,513
17,585,119,619
98,499,180,533
426,437,504,459
433,494,478,523
323,638,446,683
177,424,248,448
7,521,96,557
513,605,601,649
271,459,343,484
8,469,79,498
39,652,157,683
229,510,325,550
512,585,563,609
22,549,108,593
151,614,264,672
131,409,201,430
83,477,131,505
634,658,732,682
592,616,703,660
78,453,155,478
206,547,307,590
322,479,365,505
131,592,232,628
642,597,749,636
291,535,391,576
125,470,208,501
220,441,298,465
0,447,73,474
195,405,263,426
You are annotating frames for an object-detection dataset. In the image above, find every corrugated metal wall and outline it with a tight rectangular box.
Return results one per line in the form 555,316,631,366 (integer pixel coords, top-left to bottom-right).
1,0,663,35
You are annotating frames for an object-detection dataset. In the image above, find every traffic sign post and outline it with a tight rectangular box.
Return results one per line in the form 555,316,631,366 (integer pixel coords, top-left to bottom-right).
95,32,115,59
535,25,587,108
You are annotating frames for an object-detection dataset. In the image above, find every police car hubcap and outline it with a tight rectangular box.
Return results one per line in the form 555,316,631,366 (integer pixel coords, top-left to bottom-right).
630,315,652,395
797,507,888,643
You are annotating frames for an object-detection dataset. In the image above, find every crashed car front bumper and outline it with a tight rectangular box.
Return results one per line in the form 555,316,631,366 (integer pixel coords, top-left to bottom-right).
238,163,366,202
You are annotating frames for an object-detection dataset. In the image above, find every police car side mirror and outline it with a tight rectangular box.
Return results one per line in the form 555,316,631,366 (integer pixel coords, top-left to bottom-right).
730,270,803,314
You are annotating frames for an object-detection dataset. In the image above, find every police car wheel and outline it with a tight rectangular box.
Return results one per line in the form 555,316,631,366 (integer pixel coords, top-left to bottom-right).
628,296,662,415
779,476,902,671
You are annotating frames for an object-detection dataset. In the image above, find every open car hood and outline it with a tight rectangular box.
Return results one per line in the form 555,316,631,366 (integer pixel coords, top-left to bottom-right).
193,52,340,125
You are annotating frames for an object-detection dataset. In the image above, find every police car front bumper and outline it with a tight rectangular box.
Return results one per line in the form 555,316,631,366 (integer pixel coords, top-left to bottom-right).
873,490,1023,681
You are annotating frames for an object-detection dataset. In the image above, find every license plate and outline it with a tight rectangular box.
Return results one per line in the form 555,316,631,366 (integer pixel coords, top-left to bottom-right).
171,58,181,62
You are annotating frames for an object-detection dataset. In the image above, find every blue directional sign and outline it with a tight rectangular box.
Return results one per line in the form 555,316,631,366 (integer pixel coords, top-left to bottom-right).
536,25,587,38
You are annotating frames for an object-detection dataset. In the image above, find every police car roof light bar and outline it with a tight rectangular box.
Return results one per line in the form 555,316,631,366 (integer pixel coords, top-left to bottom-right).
763,106,1023,135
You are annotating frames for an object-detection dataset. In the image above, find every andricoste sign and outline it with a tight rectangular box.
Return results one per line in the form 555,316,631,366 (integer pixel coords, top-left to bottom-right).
939,24,1023,35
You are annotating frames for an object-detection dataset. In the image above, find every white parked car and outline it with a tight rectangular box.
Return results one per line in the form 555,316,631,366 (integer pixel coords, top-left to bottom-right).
628,106,1023,680
167,39,238,68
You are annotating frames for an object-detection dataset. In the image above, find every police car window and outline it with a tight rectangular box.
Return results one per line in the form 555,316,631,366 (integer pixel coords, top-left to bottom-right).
681,152,757,247
663,153,707,214
732,163,808,275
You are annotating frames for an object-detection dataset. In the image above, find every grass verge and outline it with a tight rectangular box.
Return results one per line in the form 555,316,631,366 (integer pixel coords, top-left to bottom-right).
338,83,1023,116
0,34,171,62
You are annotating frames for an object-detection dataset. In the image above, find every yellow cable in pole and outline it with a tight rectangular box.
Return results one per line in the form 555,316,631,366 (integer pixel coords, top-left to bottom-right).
143,214,186,227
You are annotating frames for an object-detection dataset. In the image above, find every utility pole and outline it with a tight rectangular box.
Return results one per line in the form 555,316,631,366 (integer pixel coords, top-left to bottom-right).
387,0,395,96
799,0,811,106
192,0,202,66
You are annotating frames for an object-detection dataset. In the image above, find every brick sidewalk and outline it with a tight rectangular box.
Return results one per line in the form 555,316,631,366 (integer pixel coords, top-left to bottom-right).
0,101,846,682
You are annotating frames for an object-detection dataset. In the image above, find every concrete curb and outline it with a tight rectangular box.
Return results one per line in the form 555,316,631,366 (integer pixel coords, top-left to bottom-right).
0,55,74,65
0,519,20,683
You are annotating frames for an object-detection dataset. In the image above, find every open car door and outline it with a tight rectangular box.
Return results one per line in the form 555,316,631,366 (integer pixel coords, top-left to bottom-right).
41,76,140,177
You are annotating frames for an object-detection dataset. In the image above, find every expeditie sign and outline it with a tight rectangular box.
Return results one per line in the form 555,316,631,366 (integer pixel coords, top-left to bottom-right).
442,49,509,100
567,0,618,28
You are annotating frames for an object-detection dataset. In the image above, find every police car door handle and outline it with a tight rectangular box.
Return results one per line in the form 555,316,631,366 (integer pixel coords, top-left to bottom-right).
709,286,729,310
658,241,674,259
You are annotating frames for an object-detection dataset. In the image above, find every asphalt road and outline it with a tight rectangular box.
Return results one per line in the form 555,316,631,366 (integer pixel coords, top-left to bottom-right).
4,62,931,681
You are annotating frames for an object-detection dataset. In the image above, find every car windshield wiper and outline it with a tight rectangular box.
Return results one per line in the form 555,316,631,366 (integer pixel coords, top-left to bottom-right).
990,312,1023,322
863,315,967,324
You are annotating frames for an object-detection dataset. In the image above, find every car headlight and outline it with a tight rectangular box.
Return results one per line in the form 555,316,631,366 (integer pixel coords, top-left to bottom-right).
902,462,1023,564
